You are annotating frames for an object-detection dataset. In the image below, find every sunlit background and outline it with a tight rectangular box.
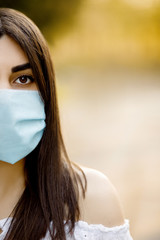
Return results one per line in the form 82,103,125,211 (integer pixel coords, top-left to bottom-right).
1,0,160,239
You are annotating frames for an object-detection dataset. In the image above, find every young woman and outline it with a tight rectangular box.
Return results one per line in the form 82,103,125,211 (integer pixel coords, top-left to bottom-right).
0,8,133,240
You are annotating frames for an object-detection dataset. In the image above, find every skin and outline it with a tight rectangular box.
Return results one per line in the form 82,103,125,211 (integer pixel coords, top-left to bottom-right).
0,35,125,227
79,166,125,227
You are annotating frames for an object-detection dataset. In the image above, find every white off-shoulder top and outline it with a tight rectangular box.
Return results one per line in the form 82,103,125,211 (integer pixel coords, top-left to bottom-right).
0,217,133,240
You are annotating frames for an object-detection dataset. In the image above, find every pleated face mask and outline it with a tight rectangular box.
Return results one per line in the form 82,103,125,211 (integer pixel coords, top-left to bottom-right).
0,89,46,164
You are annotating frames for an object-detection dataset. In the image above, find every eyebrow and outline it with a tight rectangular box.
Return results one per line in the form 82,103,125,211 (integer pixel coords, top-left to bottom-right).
11,63,31,73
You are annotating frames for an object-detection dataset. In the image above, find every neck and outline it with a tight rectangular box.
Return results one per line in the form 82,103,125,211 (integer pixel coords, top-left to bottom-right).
0,159,26,219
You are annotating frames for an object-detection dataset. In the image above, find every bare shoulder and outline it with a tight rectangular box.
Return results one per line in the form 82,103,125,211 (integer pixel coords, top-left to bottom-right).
78,166,125,227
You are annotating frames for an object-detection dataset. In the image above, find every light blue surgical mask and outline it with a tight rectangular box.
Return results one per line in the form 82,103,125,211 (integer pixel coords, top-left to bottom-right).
0,89,46,164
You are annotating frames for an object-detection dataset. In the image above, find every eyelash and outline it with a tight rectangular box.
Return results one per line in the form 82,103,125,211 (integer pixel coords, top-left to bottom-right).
14,75,34,85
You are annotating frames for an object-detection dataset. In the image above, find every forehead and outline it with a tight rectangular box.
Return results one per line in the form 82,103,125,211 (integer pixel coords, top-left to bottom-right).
0,35,29,69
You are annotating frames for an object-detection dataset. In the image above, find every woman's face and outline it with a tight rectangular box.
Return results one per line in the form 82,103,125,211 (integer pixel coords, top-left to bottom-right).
0,35,37,90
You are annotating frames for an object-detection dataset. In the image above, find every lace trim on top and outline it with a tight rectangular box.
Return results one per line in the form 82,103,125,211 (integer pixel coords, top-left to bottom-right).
0,218,133,240
74,219,130,233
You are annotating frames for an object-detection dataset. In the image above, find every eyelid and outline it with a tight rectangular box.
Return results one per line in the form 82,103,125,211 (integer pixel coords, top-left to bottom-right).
19,74,34,80
14,74,34,82
11,68,34,79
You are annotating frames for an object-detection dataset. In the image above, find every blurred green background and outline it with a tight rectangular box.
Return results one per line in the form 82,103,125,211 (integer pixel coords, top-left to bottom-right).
1,0,160,239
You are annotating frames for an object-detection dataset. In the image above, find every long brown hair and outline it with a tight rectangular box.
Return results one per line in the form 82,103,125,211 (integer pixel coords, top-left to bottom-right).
0,8,86,240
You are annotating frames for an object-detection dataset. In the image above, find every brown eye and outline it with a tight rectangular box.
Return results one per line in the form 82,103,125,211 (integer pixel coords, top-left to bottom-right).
15,75,34,85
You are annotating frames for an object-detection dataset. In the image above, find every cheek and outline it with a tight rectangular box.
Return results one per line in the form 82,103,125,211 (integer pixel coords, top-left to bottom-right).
32,83,38,90
30,82,38,90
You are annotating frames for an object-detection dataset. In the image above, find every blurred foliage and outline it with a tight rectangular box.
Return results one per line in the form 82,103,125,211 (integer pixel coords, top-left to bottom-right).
53,0,160,70
0,0,83,41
